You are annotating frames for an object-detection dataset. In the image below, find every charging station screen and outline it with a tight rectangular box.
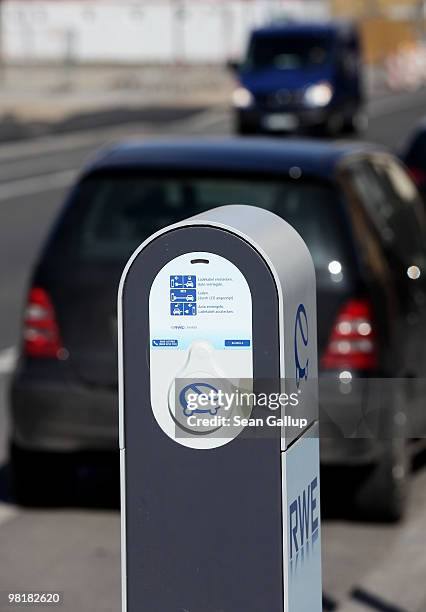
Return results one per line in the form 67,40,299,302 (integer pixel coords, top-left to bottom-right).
149,251,253,448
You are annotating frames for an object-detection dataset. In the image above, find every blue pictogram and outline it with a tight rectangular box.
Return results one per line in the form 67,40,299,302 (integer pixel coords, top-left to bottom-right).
170,275,196,289
179,382,220,417
294,303,309,389
170,289,197,303
183,304,197,316
170,275,183,288
170,303,184,316
170,276,197,315
171,302,197,316
183,275,196,288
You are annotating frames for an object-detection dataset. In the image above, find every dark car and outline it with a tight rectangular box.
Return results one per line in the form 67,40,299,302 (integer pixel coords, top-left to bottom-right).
401,120,426,200
230,22,365,135
10,138,426,519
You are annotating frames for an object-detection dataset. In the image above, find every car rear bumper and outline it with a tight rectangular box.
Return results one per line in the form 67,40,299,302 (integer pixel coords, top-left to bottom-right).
10,379,118,452
320,437,381,466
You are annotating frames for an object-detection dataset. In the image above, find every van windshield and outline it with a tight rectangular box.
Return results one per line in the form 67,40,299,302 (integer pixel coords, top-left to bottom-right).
244,34,332,72
49,171,351,277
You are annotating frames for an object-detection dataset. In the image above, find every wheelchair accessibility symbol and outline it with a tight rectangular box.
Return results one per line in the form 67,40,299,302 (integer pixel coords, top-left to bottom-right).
179,382,221,417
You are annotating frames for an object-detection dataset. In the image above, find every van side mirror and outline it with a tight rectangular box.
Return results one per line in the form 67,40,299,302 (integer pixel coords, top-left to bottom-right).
226,59,240,73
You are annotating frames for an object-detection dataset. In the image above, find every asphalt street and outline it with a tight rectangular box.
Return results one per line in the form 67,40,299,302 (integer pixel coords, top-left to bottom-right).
0,89,426,611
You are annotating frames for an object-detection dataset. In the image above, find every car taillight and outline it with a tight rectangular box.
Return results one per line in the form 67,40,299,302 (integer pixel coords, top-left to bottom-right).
24,287,64,358
321,299,378,371
407,166,426,187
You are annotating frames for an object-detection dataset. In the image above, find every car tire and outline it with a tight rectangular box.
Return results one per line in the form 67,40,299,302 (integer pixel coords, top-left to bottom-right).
351,382,410,522
352,437,409,522
313,115,344,138
10,444,74,507
235,115,255,136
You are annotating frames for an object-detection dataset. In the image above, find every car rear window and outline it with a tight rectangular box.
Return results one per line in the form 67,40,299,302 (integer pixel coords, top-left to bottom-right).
49,172,352,274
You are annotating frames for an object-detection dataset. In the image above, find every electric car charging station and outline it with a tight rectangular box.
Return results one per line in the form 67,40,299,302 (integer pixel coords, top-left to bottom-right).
118,205,322,611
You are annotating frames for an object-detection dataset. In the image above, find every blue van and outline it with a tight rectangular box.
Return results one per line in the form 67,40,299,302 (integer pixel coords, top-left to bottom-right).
231,22,365,135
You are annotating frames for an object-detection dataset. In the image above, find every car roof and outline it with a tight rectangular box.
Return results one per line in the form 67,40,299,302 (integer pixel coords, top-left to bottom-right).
250,21,356,38
86,137,383,181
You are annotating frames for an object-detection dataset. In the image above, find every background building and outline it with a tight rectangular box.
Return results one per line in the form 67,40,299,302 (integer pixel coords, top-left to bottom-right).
331,0,426,63
1,0,329,64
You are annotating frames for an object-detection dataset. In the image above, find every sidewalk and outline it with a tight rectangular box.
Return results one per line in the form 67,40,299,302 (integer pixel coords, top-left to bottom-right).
0,63,234,141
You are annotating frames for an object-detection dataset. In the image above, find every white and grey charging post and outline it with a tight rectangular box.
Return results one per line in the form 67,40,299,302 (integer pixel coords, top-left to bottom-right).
118,205,322,611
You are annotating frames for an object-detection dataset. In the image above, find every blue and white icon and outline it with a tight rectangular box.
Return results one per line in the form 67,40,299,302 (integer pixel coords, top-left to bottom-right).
171,303,184,316
170,289,197,303
152,339,178,348
179,382,220,417
170,275,196,289
183,275,196,288
183,304,197,316
171,301,197,316
170,275,184,288
170,276,197,315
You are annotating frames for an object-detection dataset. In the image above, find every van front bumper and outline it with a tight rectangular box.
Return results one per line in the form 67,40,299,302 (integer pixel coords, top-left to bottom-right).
236,106,334,132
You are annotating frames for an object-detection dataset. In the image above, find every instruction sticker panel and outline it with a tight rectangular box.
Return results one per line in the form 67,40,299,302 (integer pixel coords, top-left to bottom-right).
149,251,254,449
150,252,253,352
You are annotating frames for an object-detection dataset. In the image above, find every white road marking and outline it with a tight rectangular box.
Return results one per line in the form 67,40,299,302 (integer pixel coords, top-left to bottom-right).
0,169,77,201
0,347,17,375
0,109,226,198
0,108,217,162
0,123,151,162
0,109,228,200
174,107,229,134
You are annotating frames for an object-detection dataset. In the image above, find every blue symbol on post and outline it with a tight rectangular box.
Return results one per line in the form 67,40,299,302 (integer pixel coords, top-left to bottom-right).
170,303,184,316
170,276,197,315
170,275,196,288
170,275,184,288
183,275,196,288
179,383,220,417
170,289,197,303
183,304,197,316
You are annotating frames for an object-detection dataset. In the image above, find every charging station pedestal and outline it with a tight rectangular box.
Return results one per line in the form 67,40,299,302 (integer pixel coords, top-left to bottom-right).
119,205,321,611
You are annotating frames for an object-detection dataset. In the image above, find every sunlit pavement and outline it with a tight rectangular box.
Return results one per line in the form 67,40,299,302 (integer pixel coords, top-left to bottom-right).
1,89,426,610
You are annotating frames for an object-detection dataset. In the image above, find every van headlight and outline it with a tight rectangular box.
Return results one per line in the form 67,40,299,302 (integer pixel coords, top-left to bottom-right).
232,87,254,108
304,82,333,107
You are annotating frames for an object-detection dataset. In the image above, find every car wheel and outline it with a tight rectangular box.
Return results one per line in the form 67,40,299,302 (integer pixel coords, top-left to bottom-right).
352,437,409,522
353,383,410,522
10,444,74,507
313,115,344,138
235,115,255,136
